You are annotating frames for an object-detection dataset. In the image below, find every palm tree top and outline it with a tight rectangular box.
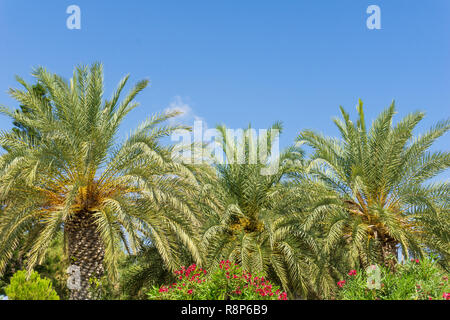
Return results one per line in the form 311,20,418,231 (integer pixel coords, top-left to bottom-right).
0,64,203,288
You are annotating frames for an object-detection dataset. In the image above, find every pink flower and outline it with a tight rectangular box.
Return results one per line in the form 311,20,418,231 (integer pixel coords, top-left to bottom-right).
337,280,346,288
348,269,357,276
278,292,288,300
415,259,420,263
187,289,193,294
443,293,450,300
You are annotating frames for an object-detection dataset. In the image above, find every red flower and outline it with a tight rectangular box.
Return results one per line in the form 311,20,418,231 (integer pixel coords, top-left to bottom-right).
415,259,420,263
187,289,193,294
278,292,288,300
159,286,168,293
337,280,346,288
443,292,450,300
348,269,357,276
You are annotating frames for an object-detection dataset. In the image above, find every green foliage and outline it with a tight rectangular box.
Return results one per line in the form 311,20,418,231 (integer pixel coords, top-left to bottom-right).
11,82,47,142
34,233,69,299
87,275,118,300
147,260,287,300
4,270,59,300
337,258,450,300
119,244,183,299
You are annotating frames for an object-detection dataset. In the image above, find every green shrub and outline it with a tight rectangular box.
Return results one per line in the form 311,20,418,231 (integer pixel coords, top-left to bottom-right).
147,260,288,300
337,258,450,300
4,270,60,300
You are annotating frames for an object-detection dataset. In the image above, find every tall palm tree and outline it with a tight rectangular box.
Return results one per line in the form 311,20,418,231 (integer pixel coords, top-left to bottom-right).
0,63,204,299
297,100,450,269
199,123,322,298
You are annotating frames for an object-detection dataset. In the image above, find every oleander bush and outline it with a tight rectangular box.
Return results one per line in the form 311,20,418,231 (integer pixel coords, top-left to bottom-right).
4,270,59,300
337,258,450,300
148,260,288,300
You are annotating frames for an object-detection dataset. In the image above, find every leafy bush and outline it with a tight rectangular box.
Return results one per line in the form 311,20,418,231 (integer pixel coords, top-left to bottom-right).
4,270,60,300
147,260,288,300
337,258,450,300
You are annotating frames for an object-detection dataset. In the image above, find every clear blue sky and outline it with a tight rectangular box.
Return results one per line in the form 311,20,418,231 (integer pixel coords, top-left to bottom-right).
0,0,449,179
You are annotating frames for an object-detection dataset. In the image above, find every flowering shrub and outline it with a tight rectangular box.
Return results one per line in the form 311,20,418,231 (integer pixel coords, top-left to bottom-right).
147,260,288,300
337,258,450,300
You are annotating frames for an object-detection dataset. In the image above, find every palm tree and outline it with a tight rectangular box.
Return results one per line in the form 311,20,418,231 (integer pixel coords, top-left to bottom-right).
297,100,450,270
0,63,204,299
199,123,322,298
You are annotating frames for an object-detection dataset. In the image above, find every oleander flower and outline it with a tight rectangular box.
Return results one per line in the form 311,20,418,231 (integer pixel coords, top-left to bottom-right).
348,270,357,276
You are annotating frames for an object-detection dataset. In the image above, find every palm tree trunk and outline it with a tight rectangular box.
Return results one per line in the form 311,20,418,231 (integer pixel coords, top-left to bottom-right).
381,240,398,272
65,211,105,300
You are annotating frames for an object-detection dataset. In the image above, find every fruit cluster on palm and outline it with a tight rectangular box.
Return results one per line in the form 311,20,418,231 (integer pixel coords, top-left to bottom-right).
0,64,448,300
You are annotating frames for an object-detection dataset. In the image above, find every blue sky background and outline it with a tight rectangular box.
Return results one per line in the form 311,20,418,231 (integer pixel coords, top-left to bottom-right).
0,0,449,179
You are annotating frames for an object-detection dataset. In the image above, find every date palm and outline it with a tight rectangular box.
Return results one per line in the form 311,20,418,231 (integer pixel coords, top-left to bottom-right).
298,100,450,269
0,64,203,299
199,123,322,297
